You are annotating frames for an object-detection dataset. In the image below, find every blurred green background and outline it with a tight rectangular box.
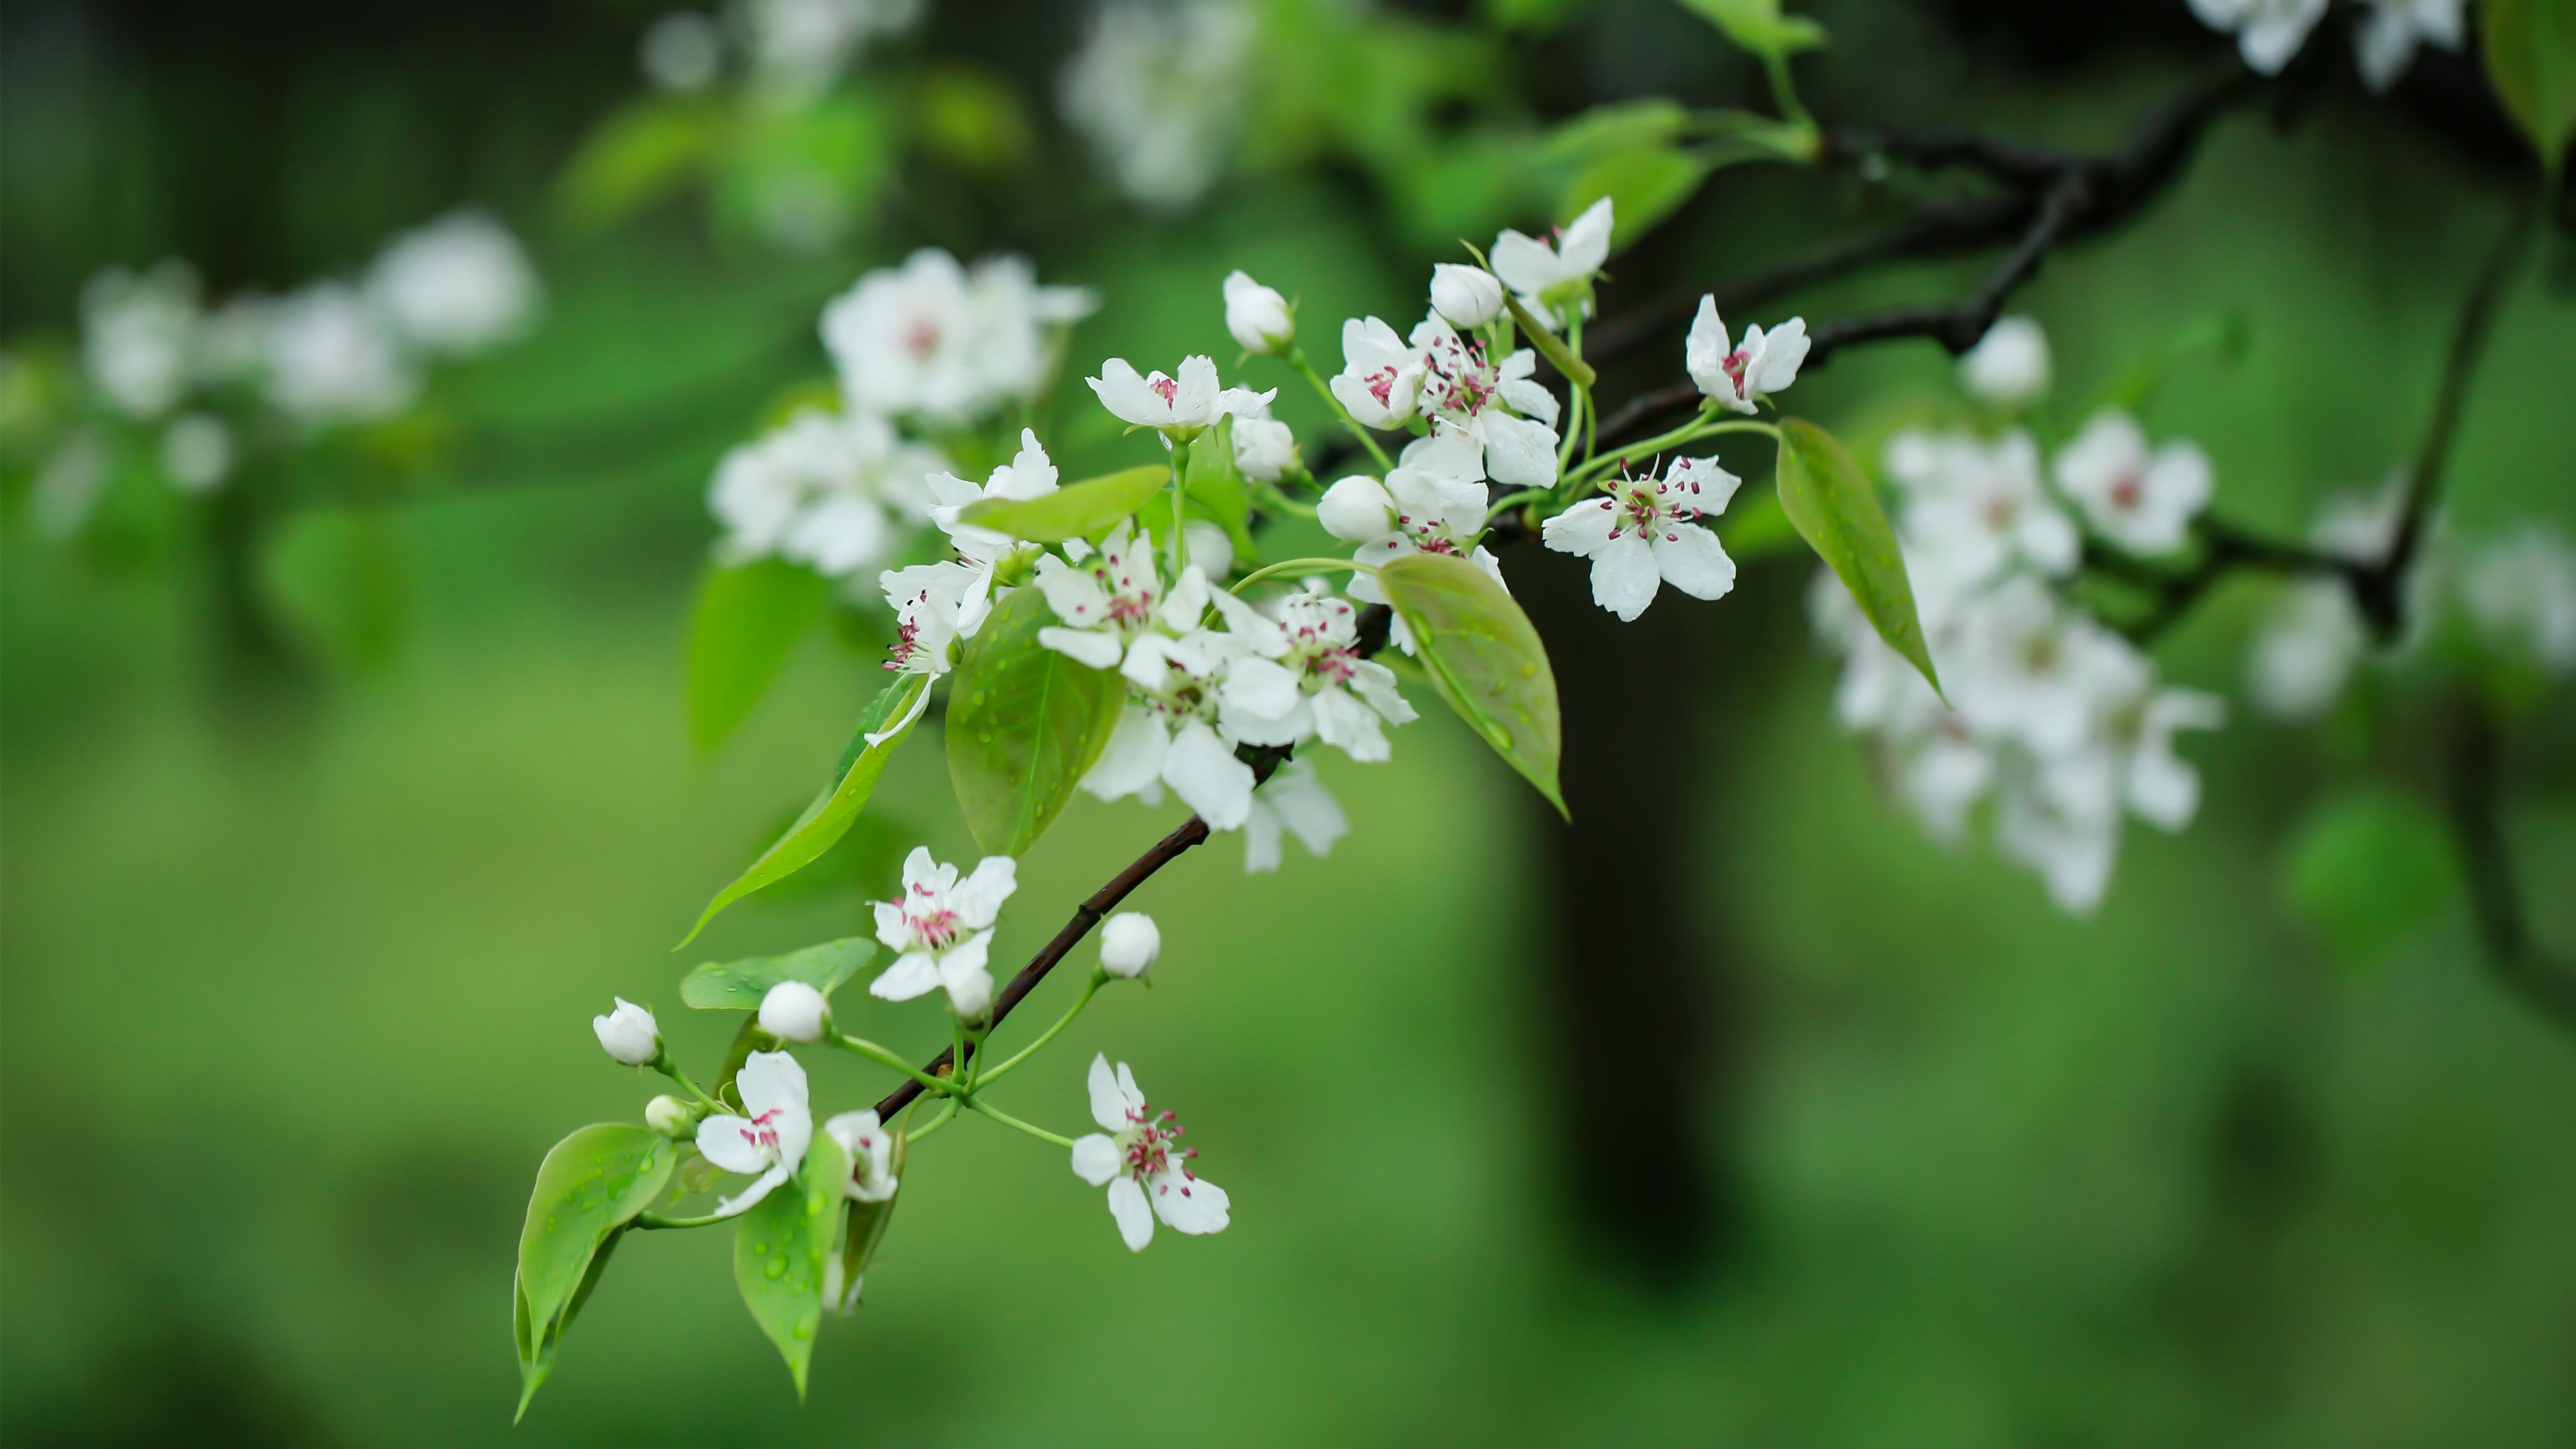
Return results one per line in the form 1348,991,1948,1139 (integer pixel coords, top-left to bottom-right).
5,0,2574,1445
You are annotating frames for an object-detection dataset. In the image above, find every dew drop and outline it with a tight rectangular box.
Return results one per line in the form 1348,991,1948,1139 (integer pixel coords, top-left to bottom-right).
765,1256,789,1280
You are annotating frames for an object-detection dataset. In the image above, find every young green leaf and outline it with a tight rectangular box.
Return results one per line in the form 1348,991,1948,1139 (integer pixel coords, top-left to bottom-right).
1676,0,1828,57
1185,415,1259,560
945,585,1128,856
514,1125,676,1419
678,669,928,946
681,937,879,1010
732,1130,849,1398
1501,293,1598,389
1375,552,1566,819
955,464,1170,543
2484,0,2576,172
1775,416,1940,695
1562,145,1715,254
2281,787,2462,966
685,558,831,756
554,95,722,234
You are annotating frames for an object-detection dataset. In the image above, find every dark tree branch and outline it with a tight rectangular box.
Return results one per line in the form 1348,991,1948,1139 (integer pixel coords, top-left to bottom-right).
2450,707,2576,1033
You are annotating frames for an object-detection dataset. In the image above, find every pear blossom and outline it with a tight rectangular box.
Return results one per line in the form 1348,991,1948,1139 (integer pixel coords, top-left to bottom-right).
1890,429,2078,590
193,295,275,387
1325,428,1507,650
1541,456,1742,621
699,1051,814,1217
870,847,1017,1018
81,262,199,419
2354,0,2461,90
1222,270,1293,354
1410,315,1560,486
639,11,723,93
1059,0,1253,213
365,208,540,358
878,561,974,690
1069,1055,1229,1251
1088,354,1272,439
710,410,946,578
1430,264,1505,329
1958,316,2051,405
1229,406,1297,483
2187,0,2326,74
2052,409,2213,555
1099,912,1160,978
1243,758,1349,872
1327,316,1425,430
1075,597,1279,830
1217,586,1417,761
1944,575,2139,757
740,0,923,97
824,1110,900,1203
1490,197,1613,328
2244,479,2415,721
160,413,234,493
645,1094,700,1138
925,427,1060,635
1034,521,1217,674
822,249,1097,425
1685,295,1808,415
262,283,419,424
2461,528,2576,676
759,980,831,1043
593,997,662,1066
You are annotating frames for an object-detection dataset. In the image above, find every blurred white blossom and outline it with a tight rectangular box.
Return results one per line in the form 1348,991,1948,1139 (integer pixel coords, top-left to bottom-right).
822,249,1097,424
641,11,725,92
739,0,923,98
2461,527,2576,676
2187,0,2326,75
1242,758,1348,872
2354,0,2462,91
1957,315,2051,406
1060,0,1253,213
81,262,199,419
263,283,420,424
366,209,541,358
160,413,234,494
708,409,946,577
2053,409,2212,555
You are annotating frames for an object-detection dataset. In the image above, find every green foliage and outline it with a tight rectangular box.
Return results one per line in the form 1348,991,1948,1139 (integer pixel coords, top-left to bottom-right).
957,464,1170,543
2281,787,2462,965
1375,552,1566,819
732,1131,850,1398
716,95,891,251
1185,415,1259,560
678,670,929,946
945,585,1129,856
913,64,1036,175
2484,0,2576,173
1545,102,1819,251
513,1125,676,1419
555,96,723,234
1675,0,1828,57
257,506,406,673
681,937,878,1010
1561,146,1714,255
1721,489,1803,561
686,558,831,755
1775,417,1940,695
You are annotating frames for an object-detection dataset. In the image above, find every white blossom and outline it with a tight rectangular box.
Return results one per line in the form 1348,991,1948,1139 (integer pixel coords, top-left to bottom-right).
1328,316,1426,430
160,413,234,494
1958,315,2051,406
1216,586,1417,762
1059,0,1253,214
2052,409,2213,555
1243,758,1348,872
1541,456,1741,621
1034,521,1208,672
699,1051,813,1217
2243,479,2412,721
81,262,199,419
2461,527,2576,676
821,249,1097,425
1222,270,1293,354
707,409,946,577
740,0,923,98
926,427,1059,635
1890,429,2078,591
2187,0,2326,75
1069,1055,1229,1251
823,1109,900,1203
592,997,662,1066
1099,912,1160,977
640,11,724,92
1326,427,1507,650
759,980,831,1043
1410,315,1560,486
1229,405,1297,483
262,283,420,424
1429,264,1505,329
646,1094,700,1137
365,209,540,358
870,847,1018,1018
1088,354,1272,437
1490,197,1613,328
1684,295,1808,416
2354,0,2462,91
877,561,976,700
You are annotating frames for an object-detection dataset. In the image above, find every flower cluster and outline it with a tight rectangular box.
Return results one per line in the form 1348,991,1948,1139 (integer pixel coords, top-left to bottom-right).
2188,0,2462,92
707,248,1098,584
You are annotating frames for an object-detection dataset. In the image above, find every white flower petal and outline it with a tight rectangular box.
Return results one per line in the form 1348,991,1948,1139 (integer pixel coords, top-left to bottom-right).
1107,1174,1154,1251
1071,1133,1122,1186
1150,1167,1230,1235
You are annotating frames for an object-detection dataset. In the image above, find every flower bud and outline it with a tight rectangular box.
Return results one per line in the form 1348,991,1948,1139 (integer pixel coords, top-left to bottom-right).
1317,474,1397,543
1232,414,1297,483
1958,315,2051,406
945,970,995,1022
758,980,832,1044
1430,264,1505,329
1222,271,1294,355
645,1094,700,1138
592,997,661,1066
1099,912,1161,978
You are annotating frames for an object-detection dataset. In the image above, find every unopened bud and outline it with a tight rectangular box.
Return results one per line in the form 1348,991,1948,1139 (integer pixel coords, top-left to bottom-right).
1958,315,2051,406
592,997,661,1066
758,980,832,1044
1317,474,1397,543
1430,264,1504,329
645,1094,700,1138
945,970,995,1022
1222,271,1294,355
1099,912,1161,978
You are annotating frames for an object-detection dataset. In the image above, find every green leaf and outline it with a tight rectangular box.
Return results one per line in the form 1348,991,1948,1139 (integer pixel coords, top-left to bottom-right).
257,506,406,674
956,464,1170,543
1185,415,1259,561
514,1125,676,1419
1775,416,1940,695
1501,293,1597,389
829,1132,905,1313
2484,0,2576,172
1375,552,1566,818
555,95,722,234
687,558,830,756
1543,98,1697,162
682,937,878,1010
2282,787,2462,966
1561,145,1715,254
945,586,1129,856
1675,0,1828,56
678,669,928,946
733,1130,848,1398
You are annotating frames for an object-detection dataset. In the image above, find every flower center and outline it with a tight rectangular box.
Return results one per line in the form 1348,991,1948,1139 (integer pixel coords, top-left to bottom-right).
885,591,930,672
738,1109,783,1161
2109,473,2142,510
908,905,961,948
1150,376,1177,406
1721,347,1751,394
1419,332,1500,417
1119,1104,1196,1186
904,317,940,359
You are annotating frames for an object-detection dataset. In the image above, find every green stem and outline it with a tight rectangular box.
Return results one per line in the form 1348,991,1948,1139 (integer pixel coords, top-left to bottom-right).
1762,50,1815,133
653,1059,730,1116
634,1210,731,1231
1168,447,1191,580
833,1034,958,1097
1486,487,1554,524
950,1014,977,1095
1228,557,1376,595
1564,414,1775,493
974,971,1106,1089
1287,346,1394,471
906,1097,960,1143
968,1098,1078,1149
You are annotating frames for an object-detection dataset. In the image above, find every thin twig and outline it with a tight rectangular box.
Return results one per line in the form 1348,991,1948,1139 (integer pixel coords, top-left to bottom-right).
2449,705,2576,1031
